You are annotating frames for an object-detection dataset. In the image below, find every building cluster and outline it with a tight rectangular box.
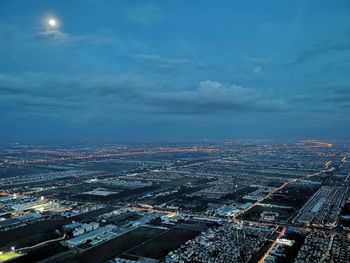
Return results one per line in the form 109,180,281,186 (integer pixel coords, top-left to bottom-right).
0,194,67,230
260,211,279,221
243,185,278,201
0,170,98,188
0,211,42,230
264,237,295,262
165,223,273,263
62,209,159,248
189,179,244,199
295,232,350,262
63,224,117,248
86,177,153,189
1,141,349,262
83,188,119,197
61,203,105,218
121,169,187,183
206,202,252,218
293,186,349,227
64,221,100,236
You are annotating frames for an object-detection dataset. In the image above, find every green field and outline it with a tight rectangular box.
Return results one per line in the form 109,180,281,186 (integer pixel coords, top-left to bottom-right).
69,224,205,262
67,226,166,263
9,243,68,263
126,226,201,259
0,208,112,252
0,219,69,248
0,251,21,262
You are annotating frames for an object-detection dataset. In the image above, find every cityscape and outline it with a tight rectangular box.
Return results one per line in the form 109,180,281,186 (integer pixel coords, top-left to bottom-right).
1,0,350,262
0,140,349,262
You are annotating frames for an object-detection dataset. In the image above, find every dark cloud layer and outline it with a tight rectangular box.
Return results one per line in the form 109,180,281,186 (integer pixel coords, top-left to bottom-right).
0,74,285,117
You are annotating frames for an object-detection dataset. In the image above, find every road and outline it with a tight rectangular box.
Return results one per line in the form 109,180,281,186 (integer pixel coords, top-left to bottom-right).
257,226,286,263
17,234,66,252
232,162,333,221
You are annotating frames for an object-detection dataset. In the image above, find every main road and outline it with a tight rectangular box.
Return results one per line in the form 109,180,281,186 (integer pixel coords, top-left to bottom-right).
232,162,335,221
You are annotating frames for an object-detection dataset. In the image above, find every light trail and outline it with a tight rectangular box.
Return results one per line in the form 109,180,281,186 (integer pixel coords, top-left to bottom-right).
17,234,66,252
257,227,286,263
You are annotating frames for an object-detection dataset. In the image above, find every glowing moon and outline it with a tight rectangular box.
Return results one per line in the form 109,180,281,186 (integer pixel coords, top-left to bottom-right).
48,18,57,27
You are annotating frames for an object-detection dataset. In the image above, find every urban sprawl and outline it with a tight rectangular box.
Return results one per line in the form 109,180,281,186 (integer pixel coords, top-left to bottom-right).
0,140,349,263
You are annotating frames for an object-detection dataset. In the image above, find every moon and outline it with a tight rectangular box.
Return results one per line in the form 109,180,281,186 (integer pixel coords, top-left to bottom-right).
48,18,58,27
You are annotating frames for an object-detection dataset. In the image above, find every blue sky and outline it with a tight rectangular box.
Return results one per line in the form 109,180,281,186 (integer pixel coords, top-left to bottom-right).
1,0,350,141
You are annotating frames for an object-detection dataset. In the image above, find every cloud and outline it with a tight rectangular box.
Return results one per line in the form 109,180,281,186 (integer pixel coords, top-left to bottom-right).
291,35,350,63
0,73,147,99
36,29,69,41
34,29,120,46
253,66,262,74
0,73,285,117
240,55,269,65
320,86,350,103
0,73,155,116
125,4,162,24
238,55,267,76
286,82,350,113
131,54,206,74
132,54,191,65
148,80,285,114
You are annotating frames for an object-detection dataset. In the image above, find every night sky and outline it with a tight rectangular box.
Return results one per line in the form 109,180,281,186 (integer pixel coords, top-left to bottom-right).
1,0,350,142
